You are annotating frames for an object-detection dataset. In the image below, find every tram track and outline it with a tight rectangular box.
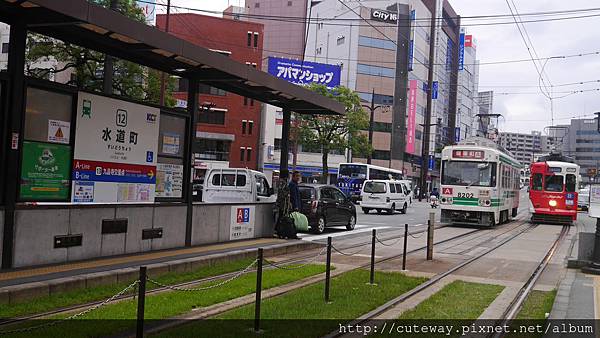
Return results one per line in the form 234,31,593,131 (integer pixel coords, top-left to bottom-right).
326,218,540,338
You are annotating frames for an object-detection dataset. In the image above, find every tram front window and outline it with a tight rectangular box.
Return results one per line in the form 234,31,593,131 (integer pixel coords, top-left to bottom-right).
544,175,564,192
441,161,497,187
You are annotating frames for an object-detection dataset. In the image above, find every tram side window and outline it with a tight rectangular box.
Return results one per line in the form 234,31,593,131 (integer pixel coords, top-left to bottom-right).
566,174,577,192
545,175,564,192
532,173,543,191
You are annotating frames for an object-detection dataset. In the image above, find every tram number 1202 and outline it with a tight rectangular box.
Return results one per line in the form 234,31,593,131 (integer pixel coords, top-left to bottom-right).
457,192,474,198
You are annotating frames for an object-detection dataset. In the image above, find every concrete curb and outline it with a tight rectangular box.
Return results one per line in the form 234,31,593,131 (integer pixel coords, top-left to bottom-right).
0,240,322,305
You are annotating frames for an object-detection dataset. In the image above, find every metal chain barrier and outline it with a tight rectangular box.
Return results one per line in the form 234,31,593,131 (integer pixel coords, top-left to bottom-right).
409,231,426,239
0,280,139,336
147,259,258,292
331,243,368,257
264,247,327,270
375,235,404,247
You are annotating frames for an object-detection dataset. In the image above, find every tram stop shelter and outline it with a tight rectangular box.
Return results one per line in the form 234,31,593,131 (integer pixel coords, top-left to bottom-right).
0,0,344,269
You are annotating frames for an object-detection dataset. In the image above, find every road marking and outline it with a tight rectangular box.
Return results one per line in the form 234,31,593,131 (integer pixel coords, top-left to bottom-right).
351,254,382,258
298,226,391,241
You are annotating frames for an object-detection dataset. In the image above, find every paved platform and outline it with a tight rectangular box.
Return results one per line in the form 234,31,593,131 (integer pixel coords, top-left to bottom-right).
550,212,597,319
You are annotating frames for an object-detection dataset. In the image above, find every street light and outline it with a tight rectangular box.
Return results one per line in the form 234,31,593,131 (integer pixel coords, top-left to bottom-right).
361,88,391,164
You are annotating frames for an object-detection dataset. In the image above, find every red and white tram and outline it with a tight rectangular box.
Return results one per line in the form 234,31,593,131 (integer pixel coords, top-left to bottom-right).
529,156,579,225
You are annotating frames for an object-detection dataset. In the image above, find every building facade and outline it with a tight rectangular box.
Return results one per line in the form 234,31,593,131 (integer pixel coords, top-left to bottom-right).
457,32,479,141
475,90,494,137
498,131,543,168
157,13,263,177
562,119,600,184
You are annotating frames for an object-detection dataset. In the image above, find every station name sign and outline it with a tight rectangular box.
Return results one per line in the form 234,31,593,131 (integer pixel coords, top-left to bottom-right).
452,150,484,159
371,9,397,23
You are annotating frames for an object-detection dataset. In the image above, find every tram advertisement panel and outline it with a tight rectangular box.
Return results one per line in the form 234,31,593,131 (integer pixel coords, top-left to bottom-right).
71,92,160,203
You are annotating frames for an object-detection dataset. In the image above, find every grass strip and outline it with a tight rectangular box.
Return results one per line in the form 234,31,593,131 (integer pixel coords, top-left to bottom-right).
153,269,427,338
2,264,326,338
399,280,504,320
0,257,258,319
515,290,557,320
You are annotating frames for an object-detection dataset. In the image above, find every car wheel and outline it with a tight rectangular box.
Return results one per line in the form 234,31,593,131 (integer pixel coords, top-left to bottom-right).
312,216,326,234
362,208,370,214
388,204,395,215
376,209,382,214
346,214,356,230
401,203,407,214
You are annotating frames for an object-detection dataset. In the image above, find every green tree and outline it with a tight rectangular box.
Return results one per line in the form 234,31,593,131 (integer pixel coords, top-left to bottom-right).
294,84,371,183
24,0,175,106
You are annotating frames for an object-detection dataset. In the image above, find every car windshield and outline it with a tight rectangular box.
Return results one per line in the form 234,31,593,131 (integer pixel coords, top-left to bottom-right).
363,181,386,193
442,161,497,187
299,186,315,200
339,164,367,178
545,175,564,192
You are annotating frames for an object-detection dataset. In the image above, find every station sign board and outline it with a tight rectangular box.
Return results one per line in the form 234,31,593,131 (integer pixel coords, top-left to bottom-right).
71,92,159,203
230,206,255,240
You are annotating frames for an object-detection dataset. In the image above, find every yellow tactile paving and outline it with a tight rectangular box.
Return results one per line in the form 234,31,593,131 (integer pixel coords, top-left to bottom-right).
595,276,600,319
0,238,284,282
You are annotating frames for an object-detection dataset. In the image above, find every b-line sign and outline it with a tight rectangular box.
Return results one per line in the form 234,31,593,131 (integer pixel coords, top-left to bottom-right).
71,92,159,203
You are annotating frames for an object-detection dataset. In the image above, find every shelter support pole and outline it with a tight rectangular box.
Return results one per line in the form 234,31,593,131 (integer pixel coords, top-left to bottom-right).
279,107,292,181
184,78,199,247
2,23,27,269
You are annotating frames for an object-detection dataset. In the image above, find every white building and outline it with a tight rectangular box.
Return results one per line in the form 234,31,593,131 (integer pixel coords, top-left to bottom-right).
457,32,479,140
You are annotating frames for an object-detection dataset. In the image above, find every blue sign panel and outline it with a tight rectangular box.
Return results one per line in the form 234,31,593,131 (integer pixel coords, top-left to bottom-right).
446,39,453,72
459,33,466,69
267,57,341,88
408,9,416,71
428,155,435,170
432,81,438,99
455,127,461,143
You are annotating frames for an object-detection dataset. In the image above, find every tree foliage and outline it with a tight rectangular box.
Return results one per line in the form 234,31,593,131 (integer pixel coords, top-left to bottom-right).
24,0,175,106
294,84,371,182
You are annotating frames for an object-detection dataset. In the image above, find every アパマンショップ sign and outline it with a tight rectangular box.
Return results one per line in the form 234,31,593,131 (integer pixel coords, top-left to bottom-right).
71,92,160,203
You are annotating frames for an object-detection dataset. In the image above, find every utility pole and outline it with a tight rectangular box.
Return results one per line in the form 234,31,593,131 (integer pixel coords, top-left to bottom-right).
102,0,119,94
419,0,438,200
159,0,171,106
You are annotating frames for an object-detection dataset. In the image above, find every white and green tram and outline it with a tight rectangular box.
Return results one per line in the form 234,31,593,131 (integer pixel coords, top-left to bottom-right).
439,137,522,226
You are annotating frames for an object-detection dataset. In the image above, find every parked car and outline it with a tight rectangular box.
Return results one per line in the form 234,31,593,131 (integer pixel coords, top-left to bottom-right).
360,180,410,215
202,168,275,203
298,184,357,234
579,187,590,211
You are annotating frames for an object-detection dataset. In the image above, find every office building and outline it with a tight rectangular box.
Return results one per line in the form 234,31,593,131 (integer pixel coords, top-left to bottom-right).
498,131,543,167
457,32,479,140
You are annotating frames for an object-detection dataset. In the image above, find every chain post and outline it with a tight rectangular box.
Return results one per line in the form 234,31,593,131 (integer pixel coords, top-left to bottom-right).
325,237,332,302
136,266,147,338
254,248,263,332
403,223,408,270
370,229,376,284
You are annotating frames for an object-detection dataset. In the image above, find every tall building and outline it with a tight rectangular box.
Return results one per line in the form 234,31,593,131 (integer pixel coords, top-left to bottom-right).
157,13,264,177
304,0,462,185
457,32,479,140
498,131,543,168
562,119,599,184
475,90,494,136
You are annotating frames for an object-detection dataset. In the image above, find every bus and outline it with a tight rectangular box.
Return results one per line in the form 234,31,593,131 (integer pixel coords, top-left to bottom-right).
336,163,403,202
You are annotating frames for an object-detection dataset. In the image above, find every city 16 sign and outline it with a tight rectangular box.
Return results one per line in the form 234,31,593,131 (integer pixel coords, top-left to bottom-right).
371,9,398,23
72,92,160,203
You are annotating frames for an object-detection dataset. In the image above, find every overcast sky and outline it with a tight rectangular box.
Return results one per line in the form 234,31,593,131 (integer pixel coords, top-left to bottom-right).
157,0,600,135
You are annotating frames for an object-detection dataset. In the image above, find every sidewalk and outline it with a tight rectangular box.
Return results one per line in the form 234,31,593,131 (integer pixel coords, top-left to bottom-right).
0,237,320,305
550,213,597,319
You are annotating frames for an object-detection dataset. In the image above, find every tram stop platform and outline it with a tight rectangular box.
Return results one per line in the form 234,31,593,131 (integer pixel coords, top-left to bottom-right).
0,237,320,305
550,212,598,319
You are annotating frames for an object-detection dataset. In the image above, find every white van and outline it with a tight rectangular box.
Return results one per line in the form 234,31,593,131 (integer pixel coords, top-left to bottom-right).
360,180,410,214
202,168,275,203
399,180,414,204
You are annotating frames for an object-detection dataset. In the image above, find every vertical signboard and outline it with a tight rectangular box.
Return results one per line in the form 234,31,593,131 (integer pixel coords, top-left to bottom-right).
459,31,466,69
20,141,71,200
428,155,435,170
446,39,453,72
432,81,438,99
407,9,416,71
230,206,255,240
455,127,461,143
72,92,160,203
406,80,418,154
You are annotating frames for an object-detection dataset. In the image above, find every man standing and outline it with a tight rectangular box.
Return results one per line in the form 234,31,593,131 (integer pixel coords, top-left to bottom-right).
289,171,302,212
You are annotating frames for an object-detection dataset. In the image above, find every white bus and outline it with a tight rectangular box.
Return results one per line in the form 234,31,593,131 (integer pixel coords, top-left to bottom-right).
336,163,403,202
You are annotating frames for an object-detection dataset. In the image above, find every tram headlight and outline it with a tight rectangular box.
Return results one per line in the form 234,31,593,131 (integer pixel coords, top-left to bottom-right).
549,200,557,207
479,199,491,207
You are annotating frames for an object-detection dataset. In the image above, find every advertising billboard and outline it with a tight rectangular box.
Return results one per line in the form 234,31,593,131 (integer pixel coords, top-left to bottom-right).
406,80,418,155
267,57,341,88
458,29,465,71
72,92,160,203
20,141,71,200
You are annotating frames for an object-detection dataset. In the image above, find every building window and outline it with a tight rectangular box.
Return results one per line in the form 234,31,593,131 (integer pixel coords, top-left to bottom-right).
274,138,282,150
242,120,247,134
316,47,322,55
198,109,226,125
244,97,248,106
357,63,395,78
358,36,395,51
196,139,231,161
287,1,292,6
1,42,8,53
253,32,259,48
247,148,252,162
240,147,246,161
248,121,254,135
337,36,345,45
372,150,391,160
250,98,254,106
254,2,260,8
247,31,252,47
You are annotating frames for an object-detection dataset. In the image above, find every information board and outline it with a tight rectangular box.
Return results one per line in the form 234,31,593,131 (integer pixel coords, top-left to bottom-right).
72,92,160,203
20,141,71,200
156,163,183,198
230,206,255,240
